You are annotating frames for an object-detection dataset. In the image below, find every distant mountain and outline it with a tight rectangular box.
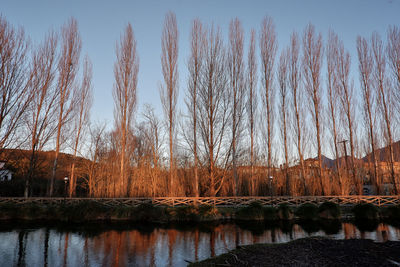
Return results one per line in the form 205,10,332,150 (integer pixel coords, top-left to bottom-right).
321,155,335,169
304,155,336,169
362,140,400,162
305,155,370,171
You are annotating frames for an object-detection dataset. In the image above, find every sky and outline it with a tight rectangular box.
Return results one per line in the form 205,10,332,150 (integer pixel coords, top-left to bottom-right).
1,0,400,137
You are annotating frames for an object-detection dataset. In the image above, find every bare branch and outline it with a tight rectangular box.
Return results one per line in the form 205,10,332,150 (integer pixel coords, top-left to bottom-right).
113,23,139,196
160,12,179,196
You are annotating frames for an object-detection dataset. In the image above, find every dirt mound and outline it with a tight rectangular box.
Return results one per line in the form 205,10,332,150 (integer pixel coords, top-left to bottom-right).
190,237,400,266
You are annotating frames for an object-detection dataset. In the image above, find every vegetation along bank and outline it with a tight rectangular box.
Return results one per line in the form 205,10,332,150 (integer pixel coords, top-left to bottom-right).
1,200,400,223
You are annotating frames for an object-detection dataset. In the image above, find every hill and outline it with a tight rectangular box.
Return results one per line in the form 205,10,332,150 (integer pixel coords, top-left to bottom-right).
304,155,335,169
362,140,400,163
0,148,90,180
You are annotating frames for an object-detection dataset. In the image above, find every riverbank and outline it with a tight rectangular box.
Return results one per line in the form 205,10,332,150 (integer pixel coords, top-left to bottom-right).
0,200,399,223
189,237,400,266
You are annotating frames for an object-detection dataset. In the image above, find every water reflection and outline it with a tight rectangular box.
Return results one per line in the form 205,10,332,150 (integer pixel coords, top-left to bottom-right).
44,228,49,267
17,230,26,267
0,221,399,267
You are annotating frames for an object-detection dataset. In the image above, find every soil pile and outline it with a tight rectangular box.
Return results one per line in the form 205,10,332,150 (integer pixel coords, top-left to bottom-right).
190,237,400,266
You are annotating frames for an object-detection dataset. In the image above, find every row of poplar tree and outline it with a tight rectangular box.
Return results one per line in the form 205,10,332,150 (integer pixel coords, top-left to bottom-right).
1,13,400,197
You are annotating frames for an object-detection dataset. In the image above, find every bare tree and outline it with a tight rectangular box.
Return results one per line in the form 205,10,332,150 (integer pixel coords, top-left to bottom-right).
160,12,179,196
388,25,400,90
388,26,400,75
246,29,258,196
278,48,290,195
228,18,245,195
326,31,343,194
372,32,397,194
334,32,359,194
387,26,400,135
85,122,106,197
24,31,59,197
387,26,400,193
69,56,93,197
288,32,307,194
185,19,205,197
197,25,229,196
0,16,32,150
357,36,380,194
302,24,324,195
259,16,277,182
140,104,163,196
113,23,139,197
50,18,81,196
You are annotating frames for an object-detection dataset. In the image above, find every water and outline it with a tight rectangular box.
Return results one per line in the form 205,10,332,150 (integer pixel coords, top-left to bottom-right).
0,220,399,267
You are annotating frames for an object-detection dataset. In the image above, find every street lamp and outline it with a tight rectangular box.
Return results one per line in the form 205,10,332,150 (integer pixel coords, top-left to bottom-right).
63,176,69,200
269,176,273,206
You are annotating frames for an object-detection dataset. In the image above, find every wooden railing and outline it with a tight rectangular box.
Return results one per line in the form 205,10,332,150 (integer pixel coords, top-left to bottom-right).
0,196,399,207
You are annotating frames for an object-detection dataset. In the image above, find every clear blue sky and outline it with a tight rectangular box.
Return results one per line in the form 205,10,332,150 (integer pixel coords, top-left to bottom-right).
2,0,399,127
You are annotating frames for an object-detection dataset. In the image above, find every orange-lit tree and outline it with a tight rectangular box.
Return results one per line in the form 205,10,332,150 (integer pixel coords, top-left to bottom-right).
113,23,139,197
160,12,179,196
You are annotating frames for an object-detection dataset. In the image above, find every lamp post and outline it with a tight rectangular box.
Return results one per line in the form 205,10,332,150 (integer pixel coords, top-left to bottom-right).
63,176,69,200
269,176,273,206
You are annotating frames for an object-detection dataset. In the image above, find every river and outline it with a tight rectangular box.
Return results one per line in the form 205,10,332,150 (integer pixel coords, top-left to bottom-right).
0,220,399,266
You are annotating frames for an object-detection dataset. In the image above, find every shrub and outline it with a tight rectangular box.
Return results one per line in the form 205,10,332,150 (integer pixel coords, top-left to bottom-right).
0,202,47,219
319,219,342,235
45,204,59,219
295,203,318,220
198,205,220,220
113,206,134,218
298,219,320,233
263,206,277,221
53,200,110,221
168,205,199,222
318,202,341,220
277,204,294,220
381,205,400,220
134,203,167,222
218,207,235,219
235,201,265,221
20,203,46,219
352,203,379,220
0,202,17,212
354,218,379,232
0,202,18,218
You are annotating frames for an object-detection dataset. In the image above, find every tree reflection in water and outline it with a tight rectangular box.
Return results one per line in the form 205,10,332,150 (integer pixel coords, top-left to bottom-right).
1,221,399,267
17,230,26,267
43,228,50,267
